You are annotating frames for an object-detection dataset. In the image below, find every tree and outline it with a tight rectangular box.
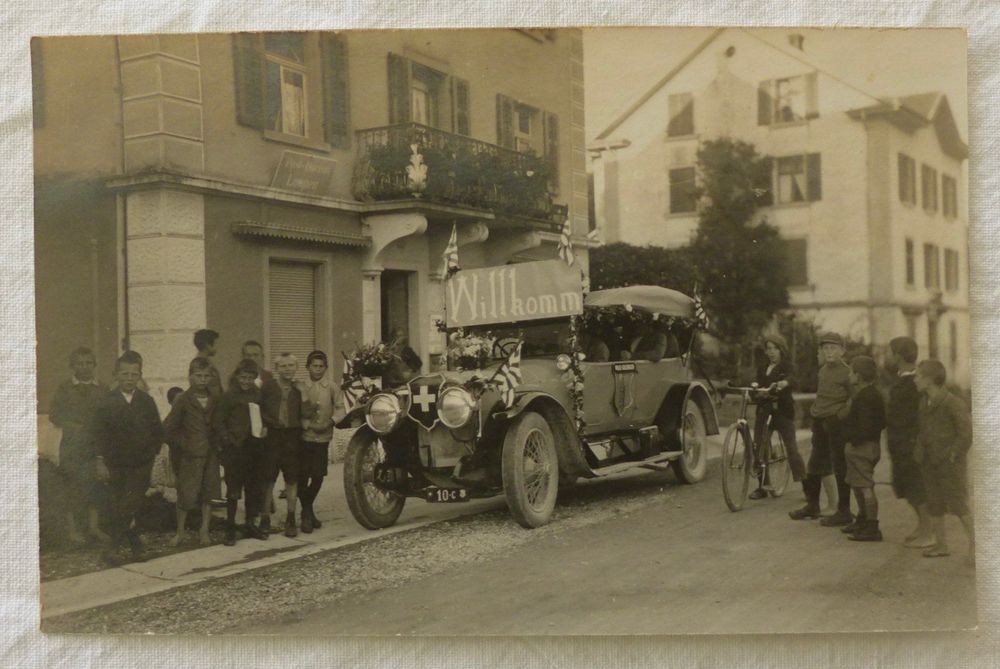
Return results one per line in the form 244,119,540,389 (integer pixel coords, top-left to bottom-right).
689,138,789,358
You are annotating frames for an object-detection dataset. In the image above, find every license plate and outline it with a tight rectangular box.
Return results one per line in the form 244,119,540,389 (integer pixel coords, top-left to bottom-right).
425,488,470,503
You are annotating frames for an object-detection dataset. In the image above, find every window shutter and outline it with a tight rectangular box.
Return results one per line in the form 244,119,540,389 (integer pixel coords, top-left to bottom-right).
496,94,515,149
31,39,44,129
757,81,773,126
451,77,470,136
269,261,317,378
387,53,411,124
805,72,819,119
806,153,822,201
755,157,774,206
543,111,560,191
321,33,350,149
233,33,265,129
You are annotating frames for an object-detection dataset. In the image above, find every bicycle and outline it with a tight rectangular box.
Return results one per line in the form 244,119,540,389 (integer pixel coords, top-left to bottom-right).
720,383,792,512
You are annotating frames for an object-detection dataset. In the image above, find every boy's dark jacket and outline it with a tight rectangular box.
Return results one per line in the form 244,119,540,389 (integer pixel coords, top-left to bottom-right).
214,385,261,447
91,389,164,468
164,388,218,457
845,383,886,445
260,376,302,429
916,390,972,465
755,360,796,419
886,371,920,453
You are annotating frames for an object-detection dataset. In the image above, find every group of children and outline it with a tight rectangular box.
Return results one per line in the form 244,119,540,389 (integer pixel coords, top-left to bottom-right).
50,331,344,566
766,331,976,563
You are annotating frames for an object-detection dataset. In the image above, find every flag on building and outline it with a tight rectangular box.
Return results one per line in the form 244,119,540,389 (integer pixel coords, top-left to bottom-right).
693,282,711,331
443,222,461,278
490,341,523,408
557,218,574,266
342,359,367,411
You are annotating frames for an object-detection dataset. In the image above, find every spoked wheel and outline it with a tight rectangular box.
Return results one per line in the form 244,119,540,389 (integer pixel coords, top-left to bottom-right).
502,412,559,528
721,423,752,512
671,398,709,483
764,428,792,497
343,428,406,530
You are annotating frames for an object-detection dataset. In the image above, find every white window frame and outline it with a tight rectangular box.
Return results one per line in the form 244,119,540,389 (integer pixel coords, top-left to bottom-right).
265,50,309,138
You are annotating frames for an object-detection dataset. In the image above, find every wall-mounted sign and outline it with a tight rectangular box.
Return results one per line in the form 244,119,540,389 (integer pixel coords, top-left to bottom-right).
445,259,583,328
271,151,337,197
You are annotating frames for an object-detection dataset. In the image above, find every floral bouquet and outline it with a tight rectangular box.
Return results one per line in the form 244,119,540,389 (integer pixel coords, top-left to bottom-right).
447,329,494,371
349,341,395,378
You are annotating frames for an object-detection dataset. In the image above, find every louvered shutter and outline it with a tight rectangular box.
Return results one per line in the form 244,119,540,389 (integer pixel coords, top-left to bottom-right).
496,94,515,149
806,153,822,201
321,33,351,148
387,53,411,124
452,77,470,136
804,72,819,119
757,81,772,126
543,111,560,191
269,261,317,377
233,33,265,129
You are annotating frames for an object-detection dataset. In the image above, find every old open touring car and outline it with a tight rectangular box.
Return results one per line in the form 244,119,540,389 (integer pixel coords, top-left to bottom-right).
339,259,719,529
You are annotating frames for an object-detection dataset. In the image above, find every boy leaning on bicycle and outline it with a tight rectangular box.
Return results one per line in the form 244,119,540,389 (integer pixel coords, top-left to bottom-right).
749,334,806,499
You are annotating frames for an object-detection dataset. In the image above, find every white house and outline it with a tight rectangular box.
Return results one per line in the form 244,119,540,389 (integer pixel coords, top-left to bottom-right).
589,28,969,386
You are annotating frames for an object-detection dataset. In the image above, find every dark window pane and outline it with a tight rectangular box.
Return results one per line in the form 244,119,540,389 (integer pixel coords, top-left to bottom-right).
783,238,808,287
668,93,694,136
669,167,697,214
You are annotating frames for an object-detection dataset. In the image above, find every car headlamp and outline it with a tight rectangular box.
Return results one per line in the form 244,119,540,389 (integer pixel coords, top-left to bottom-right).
366,393,402,434
555,353,572,371
438,387,474,429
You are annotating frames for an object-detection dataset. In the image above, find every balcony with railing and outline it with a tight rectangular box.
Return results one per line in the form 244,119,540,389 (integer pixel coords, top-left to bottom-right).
352,123,565,227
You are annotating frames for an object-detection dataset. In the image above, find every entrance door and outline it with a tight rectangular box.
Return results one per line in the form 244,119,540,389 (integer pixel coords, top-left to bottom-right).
380,270,412,344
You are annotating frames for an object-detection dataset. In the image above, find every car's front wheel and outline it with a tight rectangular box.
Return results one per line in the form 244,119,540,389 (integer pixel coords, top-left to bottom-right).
502,411,559,528
671,397,709,483
343,428,406,530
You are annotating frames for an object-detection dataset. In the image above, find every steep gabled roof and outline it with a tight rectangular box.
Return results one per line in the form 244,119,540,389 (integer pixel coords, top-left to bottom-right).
594,28,725,141
846,92,968,160
593,29,967,162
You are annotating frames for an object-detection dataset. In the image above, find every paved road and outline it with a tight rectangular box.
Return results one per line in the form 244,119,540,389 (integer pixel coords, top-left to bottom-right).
242,459,976,636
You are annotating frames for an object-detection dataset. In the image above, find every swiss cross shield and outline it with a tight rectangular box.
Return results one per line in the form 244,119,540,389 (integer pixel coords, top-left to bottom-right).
406,374,444,430
612,362,638,416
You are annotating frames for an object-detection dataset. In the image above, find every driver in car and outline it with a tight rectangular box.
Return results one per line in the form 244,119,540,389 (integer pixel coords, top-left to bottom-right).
630,322,668,362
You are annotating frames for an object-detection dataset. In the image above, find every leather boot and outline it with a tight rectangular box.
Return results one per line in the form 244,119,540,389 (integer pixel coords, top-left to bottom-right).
848,519,883,542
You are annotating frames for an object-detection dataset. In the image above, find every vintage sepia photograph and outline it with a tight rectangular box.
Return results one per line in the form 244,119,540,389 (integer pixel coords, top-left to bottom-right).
33,26,975,635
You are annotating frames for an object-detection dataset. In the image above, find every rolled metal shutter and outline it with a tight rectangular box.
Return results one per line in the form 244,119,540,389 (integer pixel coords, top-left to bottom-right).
269,261,316,374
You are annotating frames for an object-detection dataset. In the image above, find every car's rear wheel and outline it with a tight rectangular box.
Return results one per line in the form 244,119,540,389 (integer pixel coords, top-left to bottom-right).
671,398,709,483
502,412,559,528
343,429,405,530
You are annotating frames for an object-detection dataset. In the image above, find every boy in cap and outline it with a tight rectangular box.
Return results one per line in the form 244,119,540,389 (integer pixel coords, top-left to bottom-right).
790,331,853,525
841,356,886,541
914,359,974,563
886,336,934,548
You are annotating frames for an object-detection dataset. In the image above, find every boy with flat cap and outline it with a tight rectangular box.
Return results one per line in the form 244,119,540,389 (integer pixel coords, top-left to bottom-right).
790,331,854,525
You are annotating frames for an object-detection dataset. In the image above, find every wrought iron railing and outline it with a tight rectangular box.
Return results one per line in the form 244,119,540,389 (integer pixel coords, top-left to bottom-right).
352,123,562,225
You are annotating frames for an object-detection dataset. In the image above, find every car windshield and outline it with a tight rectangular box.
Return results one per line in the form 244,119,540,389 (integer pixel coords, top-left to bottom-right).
466,319,571,360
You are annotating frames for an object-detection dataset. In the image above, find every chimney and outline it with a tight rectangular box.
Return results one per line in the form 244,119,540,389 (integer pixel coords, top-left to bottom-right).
788,33,805,51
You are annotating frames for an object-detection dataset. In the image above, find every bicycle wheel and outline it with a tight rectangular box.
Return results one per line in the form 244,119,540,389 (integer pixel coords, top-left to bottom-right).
764,428,792,497
721,423,752,512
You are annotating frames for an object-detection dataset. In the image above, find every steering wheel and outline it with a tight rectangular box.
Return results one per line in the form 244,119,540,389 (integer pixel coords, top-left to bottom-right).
493,338,521,358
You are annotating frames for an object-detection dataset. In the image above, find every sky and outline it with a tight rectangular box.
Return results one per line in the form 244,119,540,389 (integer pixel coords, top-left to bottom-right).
583,27,968,142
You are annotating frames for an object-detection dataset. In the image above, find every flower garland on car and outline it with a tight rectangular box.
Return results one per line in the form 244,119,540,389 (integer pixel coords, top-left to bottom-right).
446,328,495,371
565,315,587,432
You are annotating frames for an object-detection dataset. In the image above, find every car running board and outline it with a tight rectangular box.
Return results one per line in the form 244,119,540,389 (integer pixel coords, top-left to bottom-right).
590,451,683,477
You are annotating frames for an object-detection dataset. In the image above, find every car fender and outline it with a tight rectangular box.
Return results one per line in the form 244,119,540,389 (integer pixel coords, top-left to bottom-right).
655,382,720,448
493,392,592,479
335,404,368,430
